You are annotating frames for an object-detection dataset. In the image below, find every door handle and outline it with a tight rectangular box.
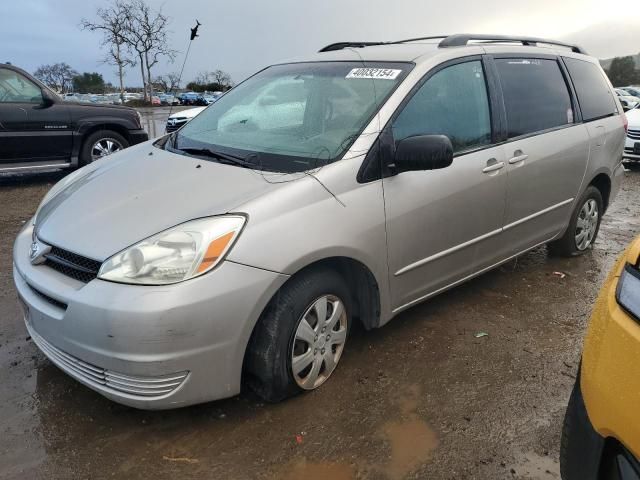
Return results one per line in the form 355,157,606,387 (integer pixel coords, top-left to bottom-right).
482,158,505,173
508,150,528,165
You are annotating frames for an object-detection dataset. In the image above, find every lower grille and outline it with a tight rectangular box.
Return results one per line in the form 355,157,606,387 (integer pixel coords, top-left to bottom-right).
29,328,189,398
44,245,101,283
28,283,67,310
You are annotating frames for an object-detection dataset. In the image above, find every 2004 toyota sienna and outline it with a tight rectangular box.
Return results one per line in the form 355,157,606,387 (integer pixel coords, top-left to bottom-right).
13,34,627,409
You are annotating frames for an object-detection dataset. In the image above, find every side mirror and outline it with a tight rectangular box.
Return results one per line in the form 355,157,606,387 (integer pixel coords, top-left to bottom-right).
393,134,454,173
39,89,56,108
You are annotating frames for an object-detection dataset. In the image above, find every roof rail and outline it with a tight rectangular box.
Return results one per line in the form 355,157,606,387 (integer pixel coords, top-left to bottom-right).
318,34,588,55
319,42,387,52
438,34,587,54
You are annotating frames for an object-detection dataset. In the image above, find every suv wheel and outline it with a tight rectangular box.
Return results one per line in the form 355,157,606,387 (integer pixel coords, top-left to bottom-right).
80,130,129,165
245,268,351,402
548,186,603,257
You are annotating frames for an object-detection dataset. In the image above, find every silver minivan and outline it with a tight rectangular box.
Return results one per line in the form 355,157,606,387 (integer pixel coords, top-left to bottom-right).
13,34,627,409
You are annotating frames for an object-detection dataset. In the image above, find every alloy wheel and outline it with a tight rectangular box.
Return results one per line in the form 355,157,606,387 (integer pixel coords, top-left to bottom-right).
575,198,599,251
291,294,347,390
91,138,123,161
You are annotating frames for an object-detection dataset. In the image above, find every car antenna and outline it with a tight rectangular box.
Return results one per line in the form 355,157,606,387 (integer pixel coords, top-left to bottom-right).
167,19,202,123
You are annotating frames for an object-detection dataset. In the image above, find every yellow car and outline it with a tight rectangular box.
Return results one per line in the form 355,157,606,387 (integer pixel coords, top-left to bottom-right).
562,236,640,480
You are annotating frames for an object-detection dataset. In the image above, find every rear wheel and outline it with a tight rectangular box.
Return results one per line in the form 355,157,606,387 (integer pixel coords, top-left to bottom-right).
80,130,129,165
548,186,603,257
244,268,351,402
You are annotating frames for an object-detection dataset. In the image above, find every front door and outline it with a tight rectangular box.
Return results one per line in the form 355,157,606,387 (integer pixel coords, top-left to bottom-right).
382,58,507,311
0,67,72,164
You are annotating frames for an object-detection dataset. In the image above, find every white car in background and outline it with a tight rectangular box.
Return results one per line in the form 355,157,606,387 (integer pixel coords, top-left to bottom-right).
615,88,640,111
165,106,206,132
624,106,640,163
621,86,640,98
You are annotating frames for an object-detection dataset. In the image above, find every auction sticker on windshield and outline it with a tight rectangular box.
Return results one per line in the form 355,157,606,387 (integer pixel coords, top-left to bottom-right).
346,68,402,80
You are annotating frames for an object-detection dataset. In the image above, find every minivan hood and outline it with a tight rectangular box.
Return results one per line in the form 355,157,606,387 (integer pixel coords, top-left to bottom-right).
36,144,291,261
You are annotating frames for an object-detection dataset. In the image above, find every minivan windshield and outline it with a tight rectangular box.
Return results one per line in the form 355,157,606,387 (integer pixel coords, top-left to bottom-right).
169,61,411,172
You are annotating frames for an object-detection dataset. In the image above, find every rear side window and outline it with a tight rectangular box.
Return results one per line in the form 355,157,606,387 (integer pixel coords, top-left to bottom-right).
495,58,573,138
563,57,617,122
392,60,492,154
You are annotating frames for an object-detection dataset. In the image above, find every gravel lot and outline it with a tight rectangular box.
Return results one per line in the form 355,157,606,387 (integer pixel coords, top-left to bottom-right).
1,160,639,480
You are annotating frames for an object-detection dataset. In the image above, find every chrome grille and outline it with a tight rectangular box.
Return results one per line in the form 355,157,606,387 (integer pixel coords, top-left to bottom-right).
166,118,189,132
628,129,640,140
29,328,189,398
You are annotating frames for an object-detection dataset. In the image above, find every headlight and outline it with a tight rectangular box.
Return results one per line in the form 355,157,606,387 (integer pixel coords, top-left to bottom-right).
616,263,640,320
135,110,143,129
98,216,246,285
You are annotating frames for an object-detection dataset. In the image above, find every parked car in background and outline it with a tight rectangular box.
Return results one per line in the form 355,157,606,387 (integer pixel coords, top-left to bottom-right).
179,91,207,106
615,88,640,111
621,86,640,98
0,63,148,173
14,34,626,409
202,92,224,105
561,235,640,480
623,106,640,163
165,105,206,132
158,93,179,106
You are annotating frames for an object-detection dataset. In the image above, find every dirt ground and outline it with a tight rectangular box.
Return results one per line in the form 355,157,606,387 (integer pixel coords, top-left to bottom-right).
1,165,639,480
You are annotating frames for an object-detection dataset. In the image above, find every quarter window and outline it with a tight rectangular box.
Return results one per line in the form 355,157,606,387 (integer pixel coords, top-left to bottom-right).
392,60,492,154
563,57,617,122
0,68,43,103
495,58,573,138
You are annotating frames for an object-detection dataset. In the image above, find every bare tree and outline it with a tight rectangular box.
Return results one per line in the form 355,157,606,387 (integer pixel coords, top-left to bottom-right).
33,63,78,93
211,69,232,89
80,1,136,103
153,72,180,92
120,0,176,102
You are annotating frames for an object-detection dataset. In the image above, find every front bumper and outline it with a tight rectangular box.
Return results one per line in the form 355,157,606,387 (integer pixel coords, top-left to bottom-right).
581,240,640,457
562,377,640,480
13,224,288,409
624,134,640,161
128,128,149,146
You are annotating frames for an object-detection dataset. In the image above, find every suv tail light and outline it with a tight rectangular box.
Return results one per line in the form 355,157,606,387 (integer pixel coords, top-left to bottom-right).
623,112,629,133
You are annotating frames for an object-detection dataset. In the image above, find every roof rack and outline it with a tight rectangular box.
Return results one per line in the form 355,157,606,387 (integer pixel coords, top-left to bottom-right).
438,34,587,54
319,42,387,52
318,34,587,55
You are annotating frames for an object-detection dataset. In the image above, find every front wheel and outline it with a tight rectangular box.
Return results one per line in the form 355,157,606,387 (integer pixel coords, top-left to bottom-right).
548,186,603,257
244,268,351,402
80,130,129,165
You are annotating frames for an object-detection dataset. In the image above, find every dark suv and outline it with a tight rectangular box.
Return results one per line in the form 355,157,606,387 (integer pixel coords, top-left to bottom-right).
0,63,148,173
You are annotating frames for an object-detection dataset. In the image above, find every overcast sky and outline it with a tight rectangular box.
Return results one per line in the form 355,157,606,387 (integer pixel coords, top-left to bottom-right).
1,0,638,88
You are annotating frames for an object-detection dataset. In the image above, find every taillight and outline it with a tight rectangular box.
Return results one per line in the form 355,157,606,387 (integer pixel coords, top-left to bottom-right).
623,113,629,133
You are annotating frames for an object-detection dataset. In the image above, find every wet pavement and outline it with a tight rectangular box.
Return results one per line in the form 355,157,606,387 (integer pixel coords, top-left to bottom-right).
1,162,639,479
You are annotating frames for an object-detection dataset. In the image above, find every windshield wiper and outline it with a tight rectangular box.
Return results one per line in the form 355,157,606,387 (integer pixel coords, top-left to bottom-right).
177,147,255,169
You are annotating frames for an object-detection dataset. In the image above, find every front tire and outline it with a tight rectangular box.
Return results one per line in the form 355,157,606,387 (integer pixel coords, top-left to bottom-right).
244,268,352,402
548,186,603,257
80,130,129,165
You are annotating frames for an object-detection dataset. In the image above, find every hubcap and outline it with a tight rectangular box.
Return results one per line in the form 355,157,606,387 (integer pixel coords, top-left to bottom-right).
575,198,599,251
91,138,123,161
291,294,347,390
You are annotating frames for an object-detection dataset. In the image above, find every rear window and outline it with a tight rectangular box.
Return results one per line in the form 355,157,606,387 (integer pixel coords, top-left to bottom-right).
495,58,573,139
563,57,617,122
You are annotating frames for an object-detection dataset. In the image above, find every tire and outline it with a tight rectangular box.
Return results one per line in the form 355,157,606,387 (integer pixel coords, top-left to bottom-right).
80,130,129,166
244,267,352,403
560,376,605,480
548,186,603,257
